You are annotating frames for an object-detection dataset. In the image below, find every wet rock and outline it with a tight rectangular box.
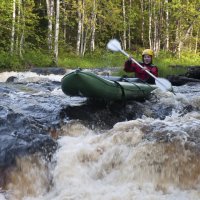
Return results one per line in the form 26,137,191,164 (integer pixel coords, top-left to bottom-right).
30,67,66,75
61,100,151,130
0,80,69,169
178,105,195,116
167,66,200,86
0,133,57,168
167,75,200,86
0,106,57,168
185,66,200,79
6,76,18,83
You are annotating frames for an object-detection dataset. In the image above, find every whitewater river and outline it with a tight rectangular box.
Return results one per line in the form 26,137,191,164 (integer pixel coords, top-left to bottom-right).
0,70,200,200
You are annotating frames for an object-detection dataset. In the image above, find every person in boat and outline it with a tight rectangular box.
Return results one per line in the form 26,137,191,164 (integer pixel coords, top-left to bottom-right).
124,49,158,84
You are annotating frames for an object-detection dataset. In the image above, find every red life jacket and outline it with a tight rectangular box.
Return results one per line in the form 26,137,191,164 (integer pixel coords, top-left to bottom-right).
124,60,158,83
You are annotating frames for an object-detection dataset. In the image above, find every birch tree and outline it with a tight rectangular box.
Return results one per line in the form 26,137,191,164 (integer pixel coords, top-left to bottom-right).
16,0,21,53
46,0,54,50
76,0,82,55
80,0,85,55
62,0,67,43
54,0,60,64
128,0,132,50
148,0,152,49
11,0,16,54
140,0,145,46
122,0,126,50
19,0,25,58
195,30,199,54
165,0,169,50
90,0,97,51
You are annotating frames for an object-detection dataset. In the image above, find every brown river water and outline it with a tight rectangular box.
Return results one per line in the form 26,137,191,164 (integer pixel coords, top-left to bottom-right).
0,71,200,200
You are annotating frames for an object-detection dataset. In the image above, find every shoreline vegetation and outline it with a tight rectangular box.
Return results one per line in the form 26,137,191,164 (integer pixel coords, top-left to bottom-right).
0,49,199,77
1,0,199,78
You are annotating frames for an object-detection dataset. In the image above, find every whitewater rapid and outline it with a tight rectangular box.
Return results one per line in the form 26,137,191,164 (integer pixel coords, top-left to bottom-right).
1,71,200,200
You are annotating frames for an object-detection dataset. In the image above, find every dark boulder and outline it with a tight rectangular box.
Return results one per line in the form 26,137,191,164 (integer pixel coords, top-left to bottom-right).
0,79,66,169
0,106,57,168
6,76,18,83
30,67,66,75
167,66,200,86
185,66,200,79
167,75,200,86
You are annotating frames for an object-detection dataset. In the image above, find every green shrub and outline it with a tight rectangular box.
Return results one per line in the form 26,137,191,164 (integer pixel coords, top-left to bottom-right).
0,51,22,71
0,48,199,76
154,50,200,77
23,50,53,67
58,51,126,69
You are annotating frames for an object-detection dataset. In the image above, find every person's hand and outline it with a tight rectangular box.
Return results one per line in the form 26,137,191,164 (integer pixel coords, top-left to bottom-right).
126,57,132,64
143,67,149,71
128,56,133,61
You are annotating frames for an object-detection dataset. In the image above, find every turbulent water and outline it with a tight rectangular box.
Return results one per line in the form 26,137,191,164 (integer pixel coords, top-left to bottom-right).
1,70,200,200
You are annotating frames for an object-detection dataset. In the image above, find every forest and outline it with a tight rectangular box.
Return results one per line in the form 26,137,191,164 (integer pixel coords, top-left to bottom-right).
0,0,199,70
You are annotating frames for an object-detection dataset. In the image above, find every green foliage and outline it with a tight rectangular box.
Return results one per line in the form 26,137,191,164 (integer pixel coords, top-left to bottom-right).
0,0,199,73
0,48,199,78
58,50,126,68
23,50,53,67
0,1,13,50
179,51,200,65
0,51,22,71
154,50,200,77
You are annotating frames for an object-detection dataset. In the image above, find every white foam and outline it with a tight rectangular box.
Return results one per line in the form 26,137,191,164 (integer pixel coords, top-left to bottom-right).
24,116,200,200
0,71,63,82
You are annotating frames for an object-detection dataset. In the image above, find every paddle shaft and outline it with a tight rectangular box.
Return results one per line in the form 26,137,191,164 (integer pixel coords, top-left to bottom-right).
119,48,166,88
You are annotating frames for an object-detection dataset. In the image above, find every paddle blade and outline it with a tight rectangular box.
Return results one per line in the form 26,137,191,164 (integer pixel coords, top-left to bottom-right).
107,39,122,52
155,78,172,92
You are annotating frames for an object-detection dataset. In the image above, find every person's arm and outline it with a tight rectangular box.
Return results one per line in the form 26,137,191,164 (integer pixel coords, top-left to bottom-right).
150,66,158,77
124,59,141,73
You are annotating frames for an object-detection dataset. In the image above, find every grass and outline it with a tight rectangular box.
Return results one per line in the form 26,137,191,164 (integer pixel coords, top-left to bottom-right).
59,50,200,78
154,50,200,77
58,51,127,69
0,49,199,78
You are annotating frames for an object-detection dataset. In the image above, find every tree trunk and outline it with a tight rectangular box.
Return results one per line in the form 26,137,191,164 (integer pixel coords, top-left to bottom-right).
83,27,88,56
54,0,60,65
148,0,152,49
46,0,54,51
153,0,157,52
165,0,169,50
177,22,194,58
80,0,85,55
140,0,145,46
90,0,96,51
19,0,25,59
195,30,199,54
189,27,193,51
128,0,132,50
62,0,67,43
16,0,21,53
122,0,126,50
76,0,82,55
157,0,162,53
11,0,16,54
154,17,159,55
